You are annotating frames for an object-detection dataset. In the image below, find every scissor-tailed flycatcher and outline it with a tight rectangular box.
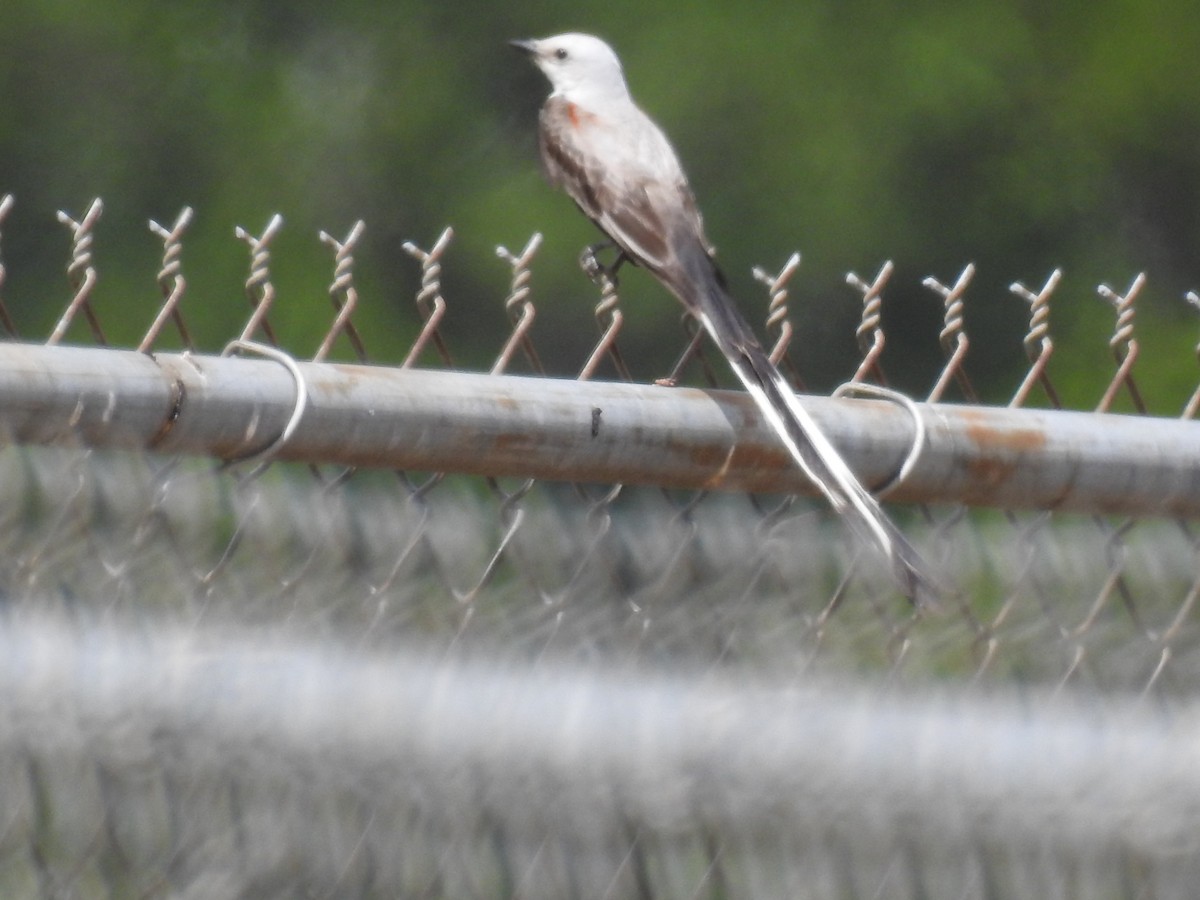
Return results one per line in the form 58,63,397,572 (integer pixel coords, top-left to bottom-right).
511,33,936,604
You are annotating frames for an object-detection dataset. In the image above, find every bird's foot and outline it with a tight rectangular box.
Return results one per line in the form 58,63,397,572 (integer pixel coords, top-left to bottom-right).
579,242,627,287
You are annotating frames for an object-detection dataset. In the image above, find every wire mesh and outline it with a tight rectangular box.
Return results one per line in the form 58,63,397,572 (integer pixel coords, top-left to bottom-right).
2,197,1200,898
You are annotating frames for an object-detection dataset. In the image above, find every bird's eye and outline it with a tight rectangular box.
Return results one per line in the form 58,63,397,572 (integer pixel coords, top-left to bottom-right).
554,48,568,60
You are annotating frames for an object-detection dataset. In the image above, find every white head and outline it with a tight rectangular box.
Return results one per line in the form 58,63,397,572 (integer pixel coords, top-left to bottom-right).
509,33,631,102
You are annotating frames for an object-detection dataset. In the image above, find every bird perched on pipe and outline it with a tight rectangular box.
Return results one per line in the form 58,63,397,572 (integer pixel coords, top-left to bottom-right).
510,32,937,605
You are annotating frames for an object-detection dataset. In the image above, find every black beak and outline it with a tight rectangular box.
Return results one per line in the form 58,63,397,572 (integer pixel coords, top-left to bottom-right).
508,39,538,55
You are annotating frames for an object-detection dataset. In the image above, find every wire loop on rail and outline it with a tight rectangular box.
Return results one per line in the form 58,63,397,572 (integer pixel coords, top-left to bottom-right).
831,381,926,498
219,339,309,466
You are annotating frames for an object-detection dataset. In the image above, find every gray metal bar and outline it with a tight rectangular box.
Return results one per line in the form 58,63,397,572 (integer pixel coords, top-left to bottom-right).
1,619,1195,861
0,342,1198,516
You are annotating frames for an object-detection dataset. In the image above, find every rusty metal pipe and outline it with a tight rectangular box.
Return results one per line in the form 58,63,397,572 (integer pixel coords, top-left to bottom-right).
0,342,1197,517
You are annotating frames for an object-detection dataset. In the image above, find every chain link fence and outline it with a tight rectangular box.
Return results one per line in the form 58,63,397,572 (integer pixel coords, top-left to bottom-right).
2,197,1200,897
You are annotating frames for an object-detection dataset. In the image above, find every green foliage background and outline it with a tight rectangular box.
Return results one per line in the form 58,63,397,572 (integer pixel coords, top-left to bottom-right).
1,1,1198,409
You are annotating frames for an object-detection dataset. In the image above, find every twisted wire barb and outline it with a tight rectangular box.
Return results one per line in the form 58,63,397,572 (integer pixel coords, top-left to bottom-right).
579,262,630,381
746,255,806,430
846,260,894,384
753,252,801,367
918,264,981,630
141,207,195,353
1009,269,1062,408
1096,273,1145,413
1080,274,1148,673
316,221,368,363
48,198,106,346
485,234,547,625
0,194,17,338
492,233,544,375
1001,270,1065,676
401,227,454,368
234,214,284,346
575,250,632,569
923,263,977,402
395,228,456,525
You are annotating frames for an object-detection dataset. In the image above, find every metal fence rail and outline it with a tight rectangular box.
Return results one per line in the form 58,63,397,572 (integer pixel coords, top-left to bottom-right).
2,197,1200,898
3,343,1200,516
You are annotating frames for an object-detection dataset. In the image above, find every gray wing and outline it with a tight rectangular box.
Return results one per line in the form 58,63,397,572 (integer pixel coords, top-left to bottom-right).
538,97,711,290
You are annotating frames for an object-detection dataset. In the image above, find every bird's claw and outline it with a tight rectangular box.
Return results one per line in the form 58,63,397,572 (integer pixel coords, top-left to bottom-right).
580,244,606,283
579,243,625,287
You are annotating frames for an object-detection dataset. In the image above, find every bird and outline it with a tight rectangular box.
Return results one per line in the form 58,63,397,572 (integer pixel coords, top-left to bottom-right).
510,32,937,604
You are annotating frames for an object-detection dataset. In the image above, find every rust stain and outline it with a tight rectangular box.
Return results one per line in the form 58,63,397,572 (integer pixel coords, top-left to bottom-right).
699,441,795,490
959,409,1048,490
316,364,368,398
494,395,520,411
961,420,1047,454
963,455,1020,490
492,432,525,450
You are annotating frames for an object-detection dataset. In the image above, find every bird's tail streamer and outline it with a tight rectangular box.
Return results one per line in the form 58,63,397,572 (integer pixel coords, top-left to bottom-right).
679,250,939,605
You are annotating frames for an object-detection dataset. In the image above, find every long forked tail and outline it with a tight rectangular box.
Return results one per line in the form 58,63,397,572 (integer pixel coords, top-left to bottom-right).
682,259,939,605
